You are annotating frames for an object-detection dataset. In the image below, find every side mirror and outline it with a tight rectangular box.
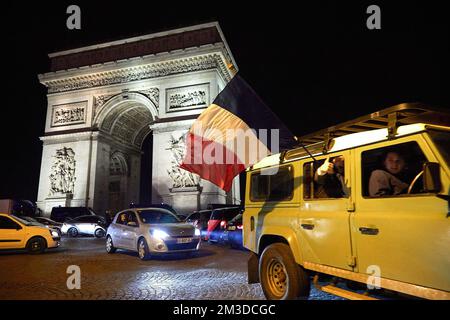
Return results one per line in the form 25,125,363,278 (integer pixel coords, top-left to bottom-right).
127,221,137,227
423,162,441,193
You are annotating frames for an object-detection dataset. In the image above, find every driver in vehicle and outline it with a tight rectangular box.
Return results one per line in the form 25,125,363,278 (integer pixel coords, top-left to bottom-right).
120,214,127,224
369,150,409,196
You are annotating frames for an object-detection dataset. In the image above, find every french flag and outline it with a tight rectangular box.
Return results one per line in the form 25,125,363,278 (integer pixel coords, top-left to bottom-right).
179,74,296,191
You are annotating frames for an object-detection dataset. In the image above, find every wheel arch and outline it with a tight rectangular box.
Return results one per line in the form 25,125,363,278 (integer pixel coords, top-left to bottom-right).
258,227,304,265
26,235,48,249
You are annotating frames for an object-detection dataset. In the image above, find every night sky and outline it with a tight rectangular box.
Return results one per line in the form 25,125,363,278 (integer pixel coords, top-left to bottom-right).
1,1,449,201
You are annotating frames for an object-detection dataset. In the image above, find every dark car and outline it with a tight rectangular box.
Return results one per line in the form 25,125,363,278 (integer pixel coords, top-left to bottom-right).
34,217,63,236
50,206,96,223
9,199,40,217
185,209,212,240
222,213,244,249
17,216,62,237
207,207,242,242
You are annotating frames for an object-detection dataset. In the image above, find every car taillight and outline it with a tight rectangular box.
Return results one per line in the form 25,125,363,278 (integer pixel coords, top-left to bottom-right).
220,220,227,228
237,225,243,230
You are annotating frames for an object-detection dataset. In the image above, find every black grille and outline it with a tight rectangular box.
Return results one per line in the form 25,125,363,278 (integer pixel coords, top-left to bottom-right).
165,239,199,251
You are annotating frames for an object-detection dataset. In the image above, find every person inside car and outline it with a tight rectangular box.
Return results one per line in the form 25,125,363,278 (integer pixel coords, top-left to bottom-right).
314,156,349,198
119,213,127,224
369,150,409,196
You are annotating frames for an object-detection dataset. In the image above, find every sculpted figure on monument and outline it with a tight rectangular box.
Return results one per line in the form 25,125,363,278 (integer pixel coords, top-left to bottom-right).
167,134,200,188
49,147,76,195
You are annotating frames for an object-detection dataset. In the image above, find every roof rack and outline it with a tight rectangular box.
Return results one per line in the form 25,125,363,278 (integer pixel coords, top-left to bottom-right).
285,102,450,161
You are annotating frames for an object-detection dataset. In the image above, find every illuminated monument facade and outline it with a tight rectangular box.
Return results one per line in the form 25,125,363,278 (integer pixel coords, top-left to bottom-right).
36,22,240,215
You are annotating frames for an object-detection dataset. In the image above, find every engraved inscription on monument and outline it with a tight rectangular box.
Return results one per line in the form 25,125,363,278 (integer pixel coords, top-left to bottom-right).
51,101,87,127
166,83,209,112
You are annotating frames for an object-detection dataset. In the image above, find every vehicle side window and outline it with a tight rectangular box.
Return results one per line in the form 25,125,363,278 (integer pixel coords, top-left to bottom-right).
250,165,294,202
127,212,138,226
303,155,348,199
361,141,428,197
0,216,20,229
116,213,128,225
188,212,199,221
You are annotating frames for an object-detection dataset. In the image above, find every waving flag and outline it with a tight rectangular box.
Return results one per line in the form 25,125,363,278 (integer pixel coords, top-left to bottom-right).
179,74,296,191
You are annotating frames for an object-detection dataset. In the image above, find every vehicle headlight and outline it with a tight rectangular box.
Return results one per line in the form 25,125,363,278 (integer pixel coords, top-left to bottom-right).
50,230,59,238
151,229,169,240
195,228,201,236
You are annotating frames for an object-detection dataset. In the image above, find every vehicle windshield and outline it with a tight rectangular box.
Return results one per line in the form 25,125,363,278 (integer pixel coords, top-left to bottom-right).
13,216,41,227
429,130,450,166
137,209,180,224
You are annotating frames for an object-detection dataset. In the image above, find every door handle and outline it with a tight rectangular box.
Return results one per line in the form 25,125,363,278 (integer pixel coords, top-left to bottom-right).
301,223,315,230
359,227,379,235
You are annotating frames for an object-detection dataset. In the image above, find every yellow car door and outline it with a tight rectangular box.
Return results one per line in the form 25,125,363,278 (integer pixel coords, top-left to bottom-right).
0,215,25,249
298,151,355,270
352,136,450,293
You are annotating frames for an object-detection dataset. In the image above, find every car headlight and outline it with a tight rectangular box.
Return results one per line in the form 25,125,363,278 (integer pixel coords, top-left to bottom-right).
50,230,59,238
151,229,169,240
195,228,201,236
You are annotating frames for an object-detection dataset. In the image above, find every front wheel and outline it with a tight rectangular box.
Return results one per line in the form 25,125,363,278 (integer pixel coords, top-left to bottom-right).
106,236,116,253
259,243,310,300
68,227,78,237
26,237,47,254
95,228,106,238
137,238,151,260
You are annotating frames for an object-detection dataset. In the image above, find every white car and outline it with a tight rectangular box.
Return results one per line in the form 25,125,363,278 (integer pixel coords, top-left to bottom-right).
61,215,106,238
106,207,201,260
0,213,60,253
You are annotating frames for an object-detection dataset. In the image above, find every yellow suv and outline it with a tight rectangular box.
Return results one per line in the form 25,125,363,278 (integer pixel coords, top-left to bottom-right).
0,213,61,253
244,103,450,300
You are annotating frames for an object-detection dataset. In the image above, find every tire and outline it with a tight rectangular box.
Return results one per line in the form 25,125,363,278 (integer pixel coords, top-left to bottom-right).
95,228,106,238
106,236,117,253
26,237,47,254
68,227,78,237
137,238,151,260
259,243,310,300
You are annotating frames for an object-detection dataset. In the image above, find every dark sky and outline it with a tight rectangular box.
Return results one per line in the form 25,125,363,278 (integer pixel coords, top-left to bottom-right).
1,1,449,200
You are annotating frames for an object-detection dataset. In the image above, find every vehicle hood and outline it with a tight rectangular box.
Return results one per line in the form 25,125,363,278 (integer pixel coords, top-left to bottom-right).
27,225,50,233
149,223,195,237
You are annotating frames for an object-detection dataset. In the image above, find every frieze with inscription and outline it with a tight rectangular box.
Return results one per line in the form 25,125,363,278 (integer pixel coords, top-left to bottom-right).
167,83,209,112
51,101,87,127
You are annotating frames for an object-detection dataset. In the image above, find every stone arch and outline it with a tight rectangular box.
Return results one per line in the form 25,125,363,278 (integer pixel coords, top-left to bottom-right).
94,92,158,148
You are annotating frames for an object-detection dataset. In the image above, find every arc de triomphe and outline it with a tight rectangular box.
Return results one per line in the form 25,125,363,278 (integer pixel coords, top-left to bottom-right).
36,22,240,216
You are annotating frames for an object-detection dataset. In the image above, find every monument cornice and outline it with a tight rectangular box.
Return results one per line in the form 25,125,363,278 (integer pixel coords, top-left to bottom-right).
39,50,232,94
40,131,99,144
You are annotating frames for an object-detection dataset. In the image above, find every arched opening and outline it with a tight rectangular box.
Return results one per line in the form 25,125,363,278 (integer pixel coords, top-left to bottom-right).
94,92,157,214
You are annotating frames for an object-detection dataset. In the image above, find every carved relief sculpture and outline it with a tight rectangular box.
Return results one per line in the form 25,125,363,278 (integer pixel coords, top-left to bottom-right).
51,101,87,127
49,147,76,196
167,83,210,112
167,134,200,188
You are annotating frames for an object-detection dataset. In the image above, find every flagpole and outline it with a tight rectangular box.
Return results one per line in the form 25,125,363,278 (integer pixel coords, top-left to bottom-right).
294,136,317,163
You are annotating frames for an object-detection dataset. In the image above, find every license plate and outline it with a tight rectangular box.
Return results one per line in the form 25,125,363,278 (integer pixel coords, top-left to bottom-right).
177,237,192,244
228,226,236,231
